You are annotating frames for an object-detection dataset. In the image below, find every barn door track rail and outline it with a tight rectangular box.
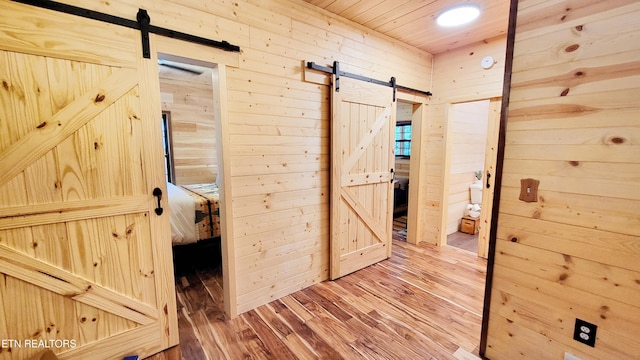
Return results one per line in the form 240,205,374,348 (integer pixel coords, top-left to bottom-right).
12,0,241,58
307,61,432,100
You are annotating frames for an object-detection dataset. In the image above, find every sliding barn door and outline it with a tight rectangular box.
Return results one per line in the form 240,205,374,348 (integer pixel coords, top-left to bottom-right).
477,98,502,258
330,76,396,279
0,2,177,359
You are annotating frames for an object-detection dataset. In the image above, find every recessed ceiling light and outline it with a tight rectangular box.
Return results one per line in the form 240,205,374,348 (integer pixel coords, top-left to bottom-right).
436,5,480,27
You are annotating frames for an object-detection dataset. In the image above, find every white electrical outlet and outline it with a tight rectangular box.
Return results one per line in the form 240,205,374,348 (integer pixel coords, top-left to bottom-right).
564,352,582,360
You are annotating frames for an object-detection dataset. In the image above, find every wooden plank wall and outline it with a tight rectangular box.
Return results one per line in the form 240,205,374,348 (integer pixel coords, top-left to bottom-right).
55,0,432,315
430,37,507,244
446,100,490,235
395,159,410,180
485,1,640,359
159,68,217,185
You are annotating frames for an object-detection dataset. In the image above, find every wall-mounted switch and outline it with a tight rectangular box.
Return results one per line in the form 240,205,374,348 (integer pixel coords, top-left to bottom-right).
519,178,539,203
573,318,597,347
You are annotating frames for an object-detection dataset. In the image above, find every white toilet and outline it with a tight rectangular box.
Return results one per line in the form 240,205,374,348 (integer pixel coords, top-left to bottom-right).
468,182,483,218
469,182,483,205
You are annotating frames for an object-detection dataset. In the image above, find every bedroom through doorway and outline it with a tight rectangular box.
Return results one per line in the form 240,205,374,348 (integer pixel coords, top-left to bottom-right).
392,101,413,242
157,55,227,321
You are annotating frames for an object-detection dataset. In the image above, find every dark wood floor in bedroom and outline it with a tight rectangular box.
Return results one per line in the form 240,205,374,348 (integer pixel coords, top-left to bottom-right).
149,235,487,360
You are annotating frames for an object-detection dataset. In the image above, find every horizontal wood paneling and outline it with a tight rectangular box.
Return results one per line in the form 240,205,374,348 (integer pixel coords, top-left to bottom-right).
446,100,490,235
228,0,431,314
222,0,431,314
160,68,217,185
496,213,640,271
395,158,410,180
53,0,432,318
485,1,640,359
82,0,429,316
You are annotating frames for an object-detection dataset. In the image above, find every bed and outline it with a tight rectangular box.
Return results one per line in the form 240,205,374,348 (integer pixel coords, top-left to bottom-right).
167,182,221,245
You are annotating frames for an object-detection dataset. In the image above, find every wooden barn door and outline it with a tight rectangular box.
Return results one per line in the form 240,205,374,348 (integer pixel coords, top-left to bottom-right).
0,2,177,359
330,76,396,279
477,98,501,258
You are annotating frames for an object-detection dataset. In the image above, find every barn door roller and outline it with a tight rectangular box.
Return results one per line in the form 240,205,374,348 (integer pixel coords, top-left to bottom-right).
11,0,241,58
137,9,151,59
307,61,432,99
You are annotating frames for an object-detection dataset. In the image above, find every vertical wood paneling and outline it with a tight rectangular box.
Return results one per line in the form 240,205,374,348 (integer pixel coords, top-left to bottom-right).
484,1,640,359
11,53,60,206
31,223,72,272
302,0,511,55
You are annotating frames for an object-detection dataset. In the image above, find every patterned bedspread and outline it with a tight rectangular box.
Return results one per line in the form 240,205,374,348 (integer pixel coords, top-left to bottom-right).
179,183,221,240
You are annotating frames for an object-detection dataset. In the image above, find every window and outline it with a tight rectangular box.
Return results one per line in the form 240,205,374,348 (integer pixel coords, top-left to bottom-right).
395,121,412,157
161,111,176,183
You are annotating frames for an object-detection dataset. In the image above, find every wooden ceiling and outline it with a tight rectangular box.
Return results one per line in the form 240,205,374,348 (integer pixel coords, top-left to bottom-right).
302,0,511,54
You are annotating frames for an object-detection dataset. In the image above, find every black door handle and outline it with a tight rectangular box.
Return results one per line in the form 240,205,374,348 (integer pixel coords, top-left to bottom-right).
153,187,163,215
486,172,491,189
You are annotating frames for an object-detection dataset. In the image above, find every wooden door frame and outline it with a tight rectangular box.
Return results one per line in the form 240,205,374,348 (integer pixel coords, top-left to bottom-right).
477,99,501,258
440,96,501,258
153,35,240,317
480,0,517,352
395,92,430,245
161,111,176,184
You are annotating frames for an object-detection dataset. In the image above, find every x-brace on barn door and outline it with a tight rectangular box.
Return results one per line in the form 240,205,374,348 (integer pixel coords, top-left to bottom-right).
330,75,396,279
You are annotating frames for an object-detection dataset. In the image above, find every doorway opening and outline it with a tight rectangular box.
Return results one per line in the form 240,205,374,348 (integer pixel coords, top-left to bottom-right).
442,98,501,257
392,97,428,245
392,101,412,241
156,54,228,320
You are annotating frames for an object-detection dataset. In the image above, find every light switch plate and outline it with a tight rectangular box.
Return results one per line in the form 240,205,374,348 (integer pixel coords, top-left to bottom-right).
519,178,540,203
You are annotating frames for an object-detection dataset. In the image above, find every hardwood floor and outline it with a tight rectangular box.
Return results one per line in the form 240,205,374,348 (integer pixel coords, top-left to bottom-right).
149,240,487,359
